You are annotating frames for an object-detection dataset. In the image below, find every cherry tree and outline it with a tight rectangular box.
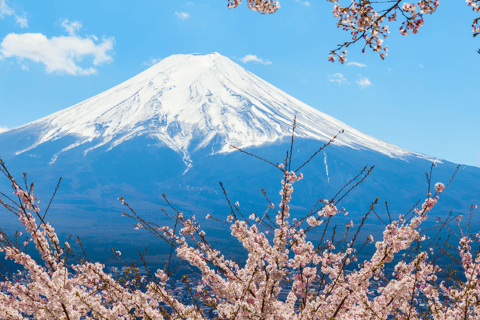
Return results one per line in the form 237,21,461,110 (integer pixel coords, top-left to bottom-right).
227,0,480,63
1,117,480,319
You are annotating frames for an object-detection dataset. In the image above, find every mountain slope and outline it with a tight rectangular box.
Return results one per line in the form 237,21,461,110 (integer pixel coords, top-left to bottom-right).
1,53,433,171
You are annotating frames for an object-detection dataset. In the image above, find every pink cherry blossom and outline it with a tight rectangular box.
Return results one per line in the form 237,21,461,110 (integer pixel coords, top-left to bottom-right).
1,141,480,319
435,182,445,193
228,0,480,62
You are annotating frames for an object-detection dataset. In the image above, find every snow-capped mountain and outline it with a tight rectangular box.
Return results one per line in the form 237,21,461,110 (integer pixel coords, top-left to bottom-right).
1,53,478,258
4,53,432,170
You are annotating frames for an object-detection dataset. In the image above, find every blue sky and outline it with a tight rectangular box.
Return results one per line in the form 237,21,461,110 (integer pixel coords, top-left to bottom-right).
0,0,478,168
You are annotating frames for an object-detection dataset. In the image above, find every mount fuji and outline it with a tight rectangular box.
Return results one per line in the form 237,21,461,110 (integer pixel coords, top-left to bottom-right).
1,53,430,168
0,53,479,261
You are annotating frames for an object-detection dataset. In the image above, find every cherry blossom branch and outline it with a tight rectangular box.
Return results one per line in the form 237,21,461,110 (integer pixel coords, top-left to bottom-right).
228,0,480,61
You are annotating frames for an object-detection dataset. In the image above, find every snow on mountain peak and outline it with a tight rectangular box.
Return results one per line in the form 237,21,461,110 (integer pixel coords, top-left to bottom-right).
10,53,432,169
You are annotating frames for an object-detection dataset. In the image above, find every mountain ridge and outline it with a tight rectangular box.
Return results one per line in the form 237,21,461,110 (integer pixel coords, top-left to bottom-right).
2,53,435,171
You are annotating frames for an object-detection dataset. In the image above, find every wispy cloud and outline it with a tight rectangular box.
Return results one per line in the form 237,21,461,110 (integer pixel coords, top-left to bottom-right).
295,0,311,6
61,19,82,36
0,21,115,75
348,62,367,67
0,0,13,17
357,76,372,89
0,0,28,28
143,57,162,66
0,126,9,133
419,64,424,68
175,11,190,20
328,73,347,84
239,54,272,65
15,14,27,28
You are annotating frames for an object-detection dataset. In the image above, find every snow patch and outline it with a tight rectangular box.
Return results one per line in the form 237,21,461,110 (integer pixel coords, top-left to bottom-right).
324,151,329,183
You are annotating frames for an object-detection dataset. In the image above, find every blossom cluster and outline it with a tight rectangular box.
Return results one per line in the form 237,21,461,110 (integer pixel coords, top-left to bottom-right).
467,0,480,37
229,0,479,61
325,0,441,62
1,156,480,318
227,0,280,14
1,182,198,319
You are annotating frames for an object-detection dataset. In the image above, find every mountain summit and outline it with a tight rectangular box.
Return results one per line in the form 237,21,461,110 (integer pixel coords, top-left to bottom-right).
4,53,430,170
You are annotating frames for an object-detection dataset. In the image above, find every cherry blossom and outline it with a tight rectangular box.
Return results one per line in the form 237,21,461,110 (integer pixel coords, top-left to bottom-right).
228,0,479,61
1,131,479,318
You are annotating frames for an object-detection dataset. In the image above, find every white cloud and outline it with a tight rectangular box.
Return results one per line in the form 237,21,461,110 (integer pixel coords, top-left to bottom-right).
15,14,27,28
0,126,9,133
0,0,14,17
175,11,190,20
295,0,311,6
357,77,372,89
143,57,162,66
21,64,28,70
61,19,82,36
328,73,347,84
239,54,272,65
0,25,115,75
419,64,424,68
348,62,367,67
0,0,28,28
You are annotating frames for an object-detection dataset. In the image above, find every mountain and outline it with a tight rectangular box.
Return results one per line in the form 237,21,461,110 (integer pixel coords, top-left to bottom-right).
1,53,479,265
0,53,431,168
